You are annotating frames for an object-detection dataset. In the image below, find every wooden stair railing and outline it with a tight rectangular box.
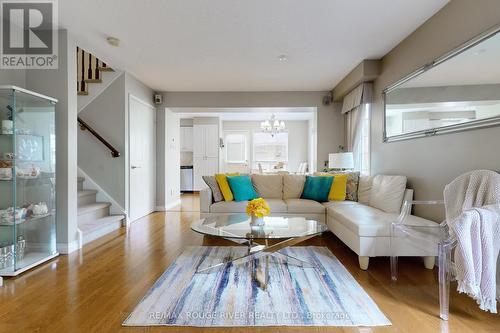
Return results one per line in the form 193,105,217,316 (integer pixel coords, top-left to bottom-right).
77,47,114,96
78,117,120,158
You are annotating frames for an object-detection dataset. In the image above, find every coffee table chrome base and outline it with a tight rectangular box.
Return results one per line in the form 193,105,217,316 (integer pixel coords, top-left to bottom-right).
195,234,318,289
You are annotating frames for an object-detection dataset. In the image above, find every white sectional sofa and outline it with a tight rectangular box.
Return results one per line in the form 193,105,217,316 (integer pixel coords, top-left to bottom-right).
200,173,437,270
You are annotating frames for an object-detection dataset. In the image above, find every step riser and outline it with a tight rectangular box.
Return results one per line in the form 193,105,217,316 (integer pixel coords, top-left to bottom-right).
78,206,110,225
78,193,97,207
76,174,125,246
82,220,123,245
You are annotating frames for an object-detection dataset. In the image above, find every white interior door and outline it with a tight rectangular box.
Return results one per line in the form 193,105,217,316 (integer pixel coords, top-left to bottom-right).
129,95,156,221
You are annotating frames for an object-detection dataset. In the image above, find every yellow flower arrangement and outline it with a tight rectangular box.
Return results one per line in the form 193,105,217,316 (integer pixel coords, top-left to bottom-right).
246,198,270,218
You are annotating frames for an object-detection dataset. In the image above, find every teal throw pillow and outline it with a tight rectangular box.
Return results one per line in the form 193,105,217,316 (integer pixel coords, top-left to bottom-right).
301,176,334,202
226,175,259,202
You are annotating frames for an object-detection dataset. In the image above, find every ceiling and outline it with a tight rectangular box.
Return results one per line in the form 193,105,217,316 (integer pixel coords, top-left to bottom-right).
60,0,448,92
401,31,500,88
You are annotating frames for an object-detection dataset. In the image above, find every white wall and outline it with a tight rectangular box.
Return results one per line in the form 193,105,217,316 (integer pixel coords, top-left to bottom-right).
156,108,180,209
78,71,154,217
221,120,310,172
0,70,26,86
25,30,79,253
371,0,500,223
309,112,318,172
159,91,343,170
78,73,126,208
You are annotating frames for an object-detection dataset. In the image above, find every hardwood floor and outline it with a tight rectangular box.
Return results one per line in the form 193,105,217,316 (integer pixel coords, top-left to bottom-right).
1,193,498,332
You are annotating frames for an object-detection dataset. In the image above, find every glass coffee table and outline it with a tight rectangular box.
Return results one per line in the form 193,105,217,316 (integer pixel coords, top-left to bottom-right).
191,214,328,289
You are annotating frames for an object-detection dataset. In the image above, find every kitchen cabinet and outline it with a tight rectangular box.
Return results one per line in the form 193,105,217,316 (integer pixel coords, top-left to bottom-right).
193,124,219,190
180,126,193,152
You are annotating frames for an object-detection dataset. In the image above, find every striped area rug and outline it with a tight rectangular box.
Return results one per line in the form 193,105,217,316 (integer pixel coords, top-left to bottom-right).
123,246,391,327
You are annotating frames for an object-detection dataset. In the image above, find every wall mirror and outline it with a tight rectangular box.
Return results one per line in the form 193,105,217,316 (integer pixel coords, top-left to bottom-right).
383,25,500,142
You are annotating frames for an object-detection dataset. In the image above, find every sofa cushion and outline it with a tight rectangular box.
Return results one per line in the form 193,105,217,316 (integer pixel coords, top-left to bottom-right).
329,174,348,201
327,202,397,237
251,174,283,199
322,201,359,209
215,173,239,201
334,171,360,201
286,199,326,214
328,202,438,237
211,200,248,213
211,199,287,213
369,175,407,214
358,175,373,204
202,175,223,202
313,172,347,201
283,174,305,199
315,171,359,201
227,175,259,202
301,176,333,202
264,199,288,213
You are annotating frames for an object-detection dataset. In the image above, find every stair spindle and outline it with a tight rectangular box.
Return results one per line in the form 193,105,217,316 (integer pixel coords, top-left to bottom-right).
77,46,113,94
95,59,100,80
76,47,80,92
80,48,86,92
87,52,93,80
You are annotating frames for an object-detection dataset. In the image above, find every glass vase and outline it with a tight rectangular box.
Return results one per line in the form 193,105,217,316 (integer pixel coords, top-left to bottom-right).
250,215,265,226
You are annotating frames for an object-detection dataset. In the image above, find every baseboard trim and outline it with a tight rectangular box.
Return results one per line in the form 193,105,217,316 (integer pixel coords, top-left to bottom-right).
156,199,181,212
57,241,80,254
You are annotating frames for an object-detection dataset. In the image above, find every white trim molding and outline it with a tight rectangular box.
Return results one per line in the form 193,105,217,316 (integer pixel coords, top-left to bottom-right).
155,199,181,212
57,241,80,254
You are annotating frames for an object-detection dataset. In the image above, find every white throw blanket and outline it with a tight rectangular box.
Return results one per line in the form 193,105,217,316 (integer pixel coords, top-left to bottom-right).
444,170,500,313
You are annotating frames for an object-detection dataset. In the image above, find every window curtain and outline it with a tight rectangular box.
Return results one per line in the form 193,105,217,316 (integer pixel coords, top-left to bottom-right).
346,107,362,169
342,83,372,174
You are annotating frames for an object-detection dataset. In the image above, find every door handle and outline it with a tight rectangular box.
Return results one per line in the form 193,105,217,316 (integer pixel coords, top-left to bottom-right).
131,165,141,169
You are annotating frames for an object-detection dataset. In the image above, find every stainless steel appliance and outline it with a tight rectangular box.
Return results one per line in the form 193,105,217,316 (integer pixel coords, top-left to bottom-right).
180,166,193,192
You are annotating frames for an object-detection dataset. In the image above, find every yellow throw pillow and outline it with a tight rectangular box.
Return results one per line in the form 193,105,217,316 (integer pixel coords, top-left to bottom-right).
215,173,239,201
321,173,348,201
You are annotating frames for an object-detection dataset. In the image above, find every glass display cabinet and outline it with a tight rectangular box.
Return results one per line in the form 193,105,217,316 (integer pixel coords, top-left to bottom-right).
0,86,58,276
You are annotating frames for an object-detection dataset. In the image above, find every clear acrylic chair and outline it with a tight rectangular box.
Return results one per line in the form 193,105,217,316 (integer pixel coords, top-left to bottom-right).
390,199,457,320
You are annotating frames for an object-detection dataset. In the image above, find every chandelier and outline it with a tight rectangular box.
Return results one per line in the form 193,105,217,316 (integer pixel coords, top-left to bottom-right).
260,114,286,137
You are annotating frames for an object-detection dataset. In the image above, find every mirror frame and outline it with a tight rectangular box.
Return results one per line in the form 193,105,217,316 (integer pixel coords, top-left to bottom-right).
383,24,500,143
